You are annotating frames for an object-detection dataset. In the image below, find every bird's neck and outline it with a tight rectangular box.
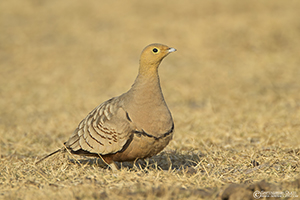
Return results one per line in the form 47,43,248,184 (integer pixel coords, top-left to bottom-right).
129,67,165,105
138,61,159,77
134,61,161,89
132,71,161,94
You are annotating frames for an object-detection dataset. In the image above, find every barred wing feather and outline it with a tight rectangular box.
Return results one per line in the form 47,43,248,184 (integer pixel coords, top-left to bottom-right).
65,98,133,155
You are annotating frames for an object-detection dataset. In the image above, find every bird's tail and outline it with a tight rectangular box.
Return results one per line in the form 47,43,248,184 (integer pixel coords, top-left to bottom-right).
35,147,65,164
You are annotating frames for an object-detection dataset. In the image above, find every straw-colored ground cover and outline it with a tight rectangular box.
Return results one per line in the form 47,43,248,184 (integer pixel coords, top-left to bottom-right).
1,1,300,199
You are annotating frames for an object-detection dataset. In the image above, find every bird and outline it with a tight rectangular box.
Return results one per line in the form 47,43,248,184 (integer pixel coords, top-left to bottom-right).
36,43,176,170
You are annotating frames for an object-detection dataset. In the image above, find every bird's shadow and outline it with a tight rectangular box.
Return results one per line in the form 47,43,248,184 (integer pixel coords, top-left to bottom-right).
69,150,204,171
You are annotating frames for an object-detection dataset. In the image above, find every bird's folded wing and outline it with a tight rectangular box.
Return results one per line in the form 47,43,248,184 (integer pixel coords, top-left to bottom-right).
65,97,133,155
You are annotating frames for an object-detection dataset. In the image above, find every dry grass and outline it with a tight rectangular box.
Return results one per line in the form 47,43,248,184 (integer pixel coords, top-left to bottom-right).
1,0,300,199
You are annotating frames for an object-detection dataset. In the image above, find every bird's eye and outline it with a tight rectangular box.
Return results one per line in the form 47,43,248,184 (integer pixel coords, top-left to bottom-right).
152,48,159,54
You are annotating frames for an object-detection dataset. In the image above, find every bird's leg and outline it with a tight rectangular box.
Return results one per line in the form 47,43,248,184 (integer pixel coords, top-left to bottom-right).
108,162,119,171
98,154,119,170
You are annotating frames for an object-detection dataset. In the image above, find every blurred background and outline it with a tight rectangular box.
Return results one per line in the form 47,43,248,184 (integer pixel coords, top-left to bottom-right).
1,0,300,156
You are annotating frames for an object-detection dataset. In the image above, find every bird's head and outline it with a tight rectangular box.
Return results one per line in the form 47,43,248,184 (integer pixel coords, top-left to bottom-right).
139,43,176,74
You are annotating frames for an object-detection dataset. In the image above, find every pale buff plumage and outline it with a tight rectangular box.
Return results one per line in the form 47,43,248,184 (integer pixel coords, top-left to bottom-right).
36,43,176,170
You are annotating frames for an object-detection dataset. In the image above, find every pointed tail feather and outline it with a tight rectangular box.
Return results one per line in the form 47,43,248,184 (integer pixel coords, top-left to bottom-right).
35,147,65,164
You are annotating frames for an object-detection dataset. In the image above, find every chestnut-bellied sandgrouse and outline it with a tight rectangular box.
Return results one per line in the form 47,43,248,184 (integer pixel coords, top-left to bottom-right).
36,43,176,170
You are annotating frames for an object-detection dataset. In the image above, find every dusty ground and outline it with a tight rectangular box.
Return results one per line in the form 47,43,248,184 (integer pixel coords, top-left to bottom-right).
1,0,300,199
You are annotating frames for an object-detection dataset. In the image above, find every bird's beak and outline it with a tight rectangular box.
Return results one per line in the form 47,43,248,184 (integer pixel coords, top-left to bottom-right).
168,47,176,53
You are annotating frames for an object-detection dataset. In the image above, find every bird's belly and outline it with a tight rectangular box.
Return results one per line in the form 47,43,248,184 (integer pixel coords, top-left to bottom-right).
109,132,173,162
